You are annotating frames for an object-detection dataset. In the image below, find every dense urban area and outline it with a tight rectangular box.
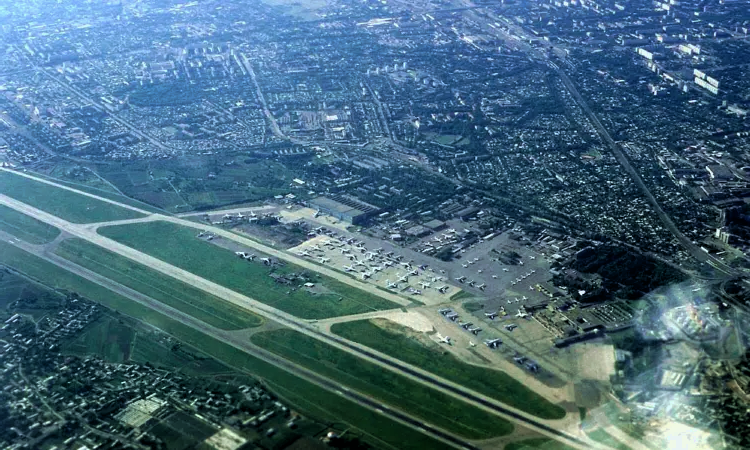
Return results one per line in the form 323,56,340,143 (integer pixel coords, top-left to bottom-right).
2,0,750,449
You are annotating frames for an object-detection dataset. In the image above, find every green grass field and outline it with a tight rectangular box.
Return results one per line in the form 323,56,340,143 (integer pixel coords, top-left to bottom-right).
0,205,60,244
98,221,400,319
0,241,453,450
28,171,170,215
55,238,262,330
63,314,135,363
0,270,59,316
505,438,577,450
331,320,566,420
0,170,145,223
251,329,514,440
586,429,631,450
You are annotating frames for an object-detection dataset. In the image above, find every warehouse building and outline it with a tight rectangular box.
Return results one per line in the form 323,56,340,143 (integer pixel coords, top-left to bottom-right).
309,195,381,225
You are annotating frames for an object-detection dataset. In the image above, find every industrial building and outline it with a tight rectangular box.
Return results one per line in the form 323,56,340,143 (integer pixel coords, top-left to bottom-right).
308,195,381,225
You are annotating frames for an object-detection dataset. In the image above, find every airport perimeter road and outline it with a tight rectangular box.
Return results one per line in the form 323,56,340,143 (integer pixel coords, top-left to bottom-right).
0,232,473,450
0,175,602,449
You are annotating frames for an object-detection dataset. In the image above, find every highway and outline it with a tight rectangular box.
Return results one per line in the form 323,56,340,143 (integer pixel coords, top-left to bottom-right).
0,231,474,450
0,168,600,449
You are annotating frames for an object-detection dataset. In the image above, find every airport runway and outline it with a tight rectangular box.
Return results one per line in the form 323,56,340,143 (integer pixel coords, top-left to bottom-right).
0,230,474,450
0,168,603,449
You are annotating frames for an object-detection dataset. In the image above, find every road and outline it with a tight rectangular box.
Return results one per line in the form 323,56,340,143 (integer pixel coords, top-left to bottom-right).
0,168,601,449
0,231,473,450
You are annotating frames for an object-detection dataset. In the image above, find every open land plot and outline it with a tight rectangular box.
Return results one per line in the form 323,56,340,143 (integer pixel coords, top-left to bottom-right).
0,270,61,317
54,238,263,330
148,411,217,450
586,429,631,450
0,241,455,450
0,170,145,223
505,437,577,450
62,313,135,363
251,328,515,440
289,235,460,306
0,204,60,244
331,319,566,420
98,221,401,319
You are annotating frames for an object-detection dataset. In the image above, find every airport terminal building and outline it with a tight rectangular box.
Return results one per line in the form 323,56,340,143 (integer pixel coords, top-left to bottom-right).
308,195,381,225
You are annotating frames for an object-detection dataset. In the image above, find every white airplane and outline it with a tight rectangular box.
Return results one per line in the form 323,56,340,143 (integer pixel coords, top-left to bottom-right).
383,261,393,267
469,341,476,348
386,280,398,289
372,266,383,272
344,265,356,272
235,251,248,258
319,257,330,263
516,311,529,319
419,282,431,289
468,260,475,265
438,308,452,315
492,275,498,279
297,250,311,257
361,272,372,280
438,286,449,293
398,274,409,283
477,283,486,290
411,289,422,295
522,296,528,301
341,248,350,254
511,281,517,286
462,263,469,268
507,299,512,305
261,257,271,265
529,256,535,260
484,338,502,349
503,268,509,272
437,334,452,344
409,269,419,276
354,260,367,267
455,276,466,283
237,212,245,219
485,311,498,319
529,285,535,291
400,262,411,268
468,327,482,335
197,231,206,237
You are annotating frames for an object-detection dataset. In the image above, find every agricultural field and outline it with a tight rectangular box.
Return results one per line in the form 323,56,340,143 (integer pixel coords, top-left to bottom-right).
0,241,455,450
54,238,263,330
0,205,60,244
0,170,145,223
251,328,515,440
98,221,400,319
331,320,567,420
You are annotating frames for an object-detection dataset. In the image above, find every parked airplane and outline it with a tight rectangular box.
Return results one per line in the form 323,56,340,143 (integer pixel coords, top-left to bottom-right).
505,324,518,331
438,334,451,344
343,265,356,272
468,341,476,348
469,327,482,335
372,266,383,272
484,338,502,349
515,311,529,319
460,322,473,329
319,257,330,263
438,308,452,315
297,250,311,257
525,362,539,372
462,263,469,268
477,283,486,290
502,268,509,272
386,280,398,289
484,311,498,319
419,282,431,289
455,276,466,283
261,257,271,265
197,231,206,238
361,272,372,280
529,256,536,260
522,296,528,301
409,269,419,276
445,312,459,321
398,274,409,283
235,251,248,258
438,285,449,293
514,355,527,364
411,290,422,295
